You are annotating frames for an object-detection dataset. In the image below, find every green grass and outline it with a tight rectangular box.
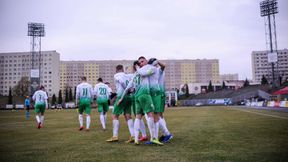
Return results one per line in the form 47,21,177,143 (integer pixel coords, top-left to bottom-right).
0,106,288,162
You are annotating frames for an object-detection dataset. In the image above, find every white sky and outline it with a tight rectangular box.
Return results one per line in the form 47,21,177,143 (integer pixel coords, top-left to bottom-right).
0,0,287,79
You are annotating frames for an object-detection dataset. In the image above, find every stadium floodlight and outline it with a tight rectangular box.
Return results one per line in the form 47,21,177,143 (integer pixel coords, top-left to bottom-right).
260,0,278,17
259,0,279,87
27,22,45,96
28,23,45,37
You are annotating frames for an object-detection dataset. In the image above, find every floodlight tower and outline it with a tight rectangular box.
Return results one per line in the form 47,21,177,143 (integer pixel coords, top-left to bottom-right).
260,0,278,86
28,22,45,96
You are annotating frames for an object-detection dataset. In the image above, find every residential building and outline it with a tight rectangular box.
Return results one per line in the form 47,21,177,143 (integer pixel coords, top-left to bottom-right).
220,74,239,81
0,51,60,97
252,49,288,83
60,59,220,93
0,50,221,97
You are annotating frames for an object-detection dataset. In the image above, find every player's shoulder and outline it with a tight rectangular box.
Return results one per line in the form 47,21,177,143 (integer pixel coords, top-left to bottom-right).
77,83,82,87
78,82,86,85
35,90,42,94
142,64,155,70
84,82,92,86
104,83,109,88
114,72,125,79
95,82,105,87
38,90,46,95
126,73,134,78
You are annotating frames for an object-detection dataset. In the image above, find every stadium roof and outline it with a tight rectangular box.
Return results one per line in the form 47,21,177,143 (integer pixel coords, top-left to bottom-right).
272,86,288,95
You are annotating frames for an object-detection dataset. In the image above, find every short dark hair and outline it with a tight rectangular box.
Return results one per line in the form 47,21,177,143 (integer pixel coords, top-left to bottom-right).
97,78,103,82
116,65,123,72
138,56,146,60
105,82,110,85
81,76,87,81
148,58,157,64
39,85,44,90
133,60,139,66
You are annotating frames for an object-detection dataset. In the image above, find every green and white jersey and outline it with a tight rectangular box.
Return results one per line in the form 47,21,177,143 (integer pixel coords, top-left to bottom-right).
136,64,156,97
148,67,161,94
126,73,134,82
120,72,141,100
114,72,130,98
76,82,93,100
159,68,165,93
32,90,48,104
94,82,111,102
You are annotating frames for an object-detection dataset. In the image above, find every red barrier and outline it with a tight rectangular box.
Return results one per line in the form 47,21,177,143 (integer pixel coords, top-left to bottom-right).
274,101,280,107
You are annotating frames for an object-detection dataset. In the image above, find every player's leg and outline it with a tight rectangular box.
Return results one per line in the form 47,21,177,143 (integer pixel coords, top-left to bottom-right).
133,99,143,145
26,105,30,118
39,104,46,127
98,101,106,130
34,104,41,129
103,101,109,129
158,93,173,143
106,114,119,142
123,97,135,143
152,93,162,141
124,113,135,143
85,101,91,131
133,115,142,145
132,95,146,140
141,94,163,146
138,94,156,142
78,100,85,130
133,96,147,141
131,95,147,141
144,111,164,145
159,113,173,143
153,113,160,140
139,118,148,141
107,98,122,142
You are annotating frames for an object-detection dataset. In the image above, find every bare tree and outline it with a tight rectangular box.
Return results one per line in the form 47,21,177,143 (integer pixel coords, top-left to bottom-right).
14,77,30,97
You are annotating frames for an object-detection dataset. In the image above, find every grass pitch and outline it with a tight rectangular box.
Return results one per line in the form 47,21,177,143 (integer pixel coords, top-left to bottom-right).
0,106,288,162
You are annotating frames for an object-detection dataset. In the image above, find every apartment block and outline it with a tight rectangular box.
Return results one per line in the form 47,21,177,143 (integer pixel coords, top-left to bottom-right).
162,59,220,89
252,49,288,83
0,51,60,97
60,59,220,93
220,74,239,81
60,60,134,94
0,51,221,97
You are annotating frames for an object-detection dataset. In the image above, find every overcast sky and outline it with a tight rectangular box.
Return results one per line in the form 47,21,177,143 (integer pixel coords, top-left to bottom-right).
0,0,287,79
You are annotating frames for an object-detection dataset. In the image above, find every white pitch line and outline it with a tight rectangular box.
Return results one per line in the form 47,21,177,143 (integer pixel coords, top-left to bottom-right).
232,108,288,120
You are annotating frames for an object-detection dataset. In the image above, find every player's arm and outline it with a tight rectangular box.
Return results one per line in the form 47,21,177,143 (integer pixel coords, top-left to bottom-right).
44,93,48,109
45,99,48,109
158,61,165,71
75,85,80,107
107,87,112,97
89,85,94,103
32,92,36,101
93,85,98,100
136,65,155,76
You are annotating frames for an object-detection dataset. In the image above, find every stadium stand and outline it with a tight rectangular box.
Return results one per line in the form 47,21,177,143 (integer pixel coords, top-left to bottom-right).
180,85,271,106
